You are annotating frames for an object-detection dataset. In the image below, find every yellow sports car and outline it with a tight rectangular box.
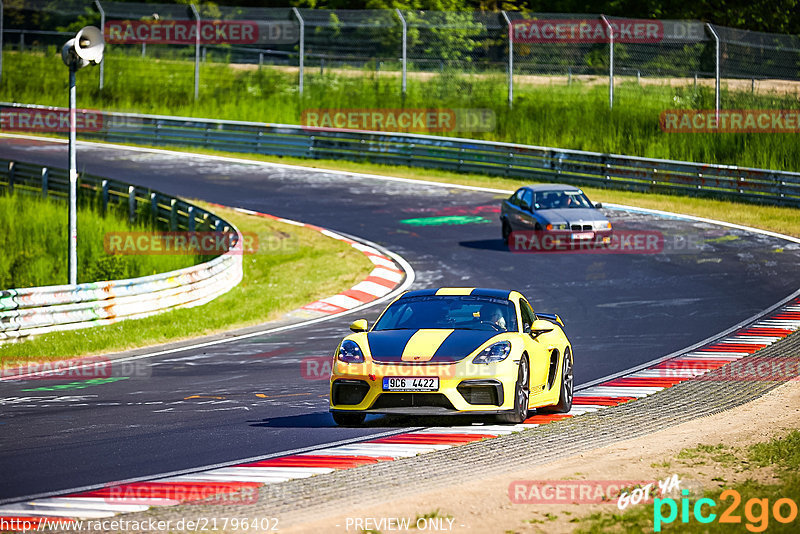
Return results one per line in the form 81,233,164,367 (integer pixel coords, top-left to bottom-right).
329,288,573,426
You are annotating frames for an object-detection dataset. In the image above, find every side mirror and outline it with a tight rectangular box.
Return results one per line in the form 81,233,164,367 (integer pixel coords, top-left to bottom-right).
349,319,368,333
529,319,554,338
594,202,603,209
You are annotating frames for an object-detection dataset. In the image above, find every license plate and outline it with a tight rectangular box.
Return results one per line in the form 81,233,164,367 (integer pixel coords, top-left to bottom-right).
382,377,439,392
571,231,595,240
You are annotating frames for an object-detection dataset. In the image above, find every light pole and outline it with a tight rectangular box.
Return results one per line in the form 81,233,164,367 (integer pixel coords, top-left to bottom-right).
61,26,104,286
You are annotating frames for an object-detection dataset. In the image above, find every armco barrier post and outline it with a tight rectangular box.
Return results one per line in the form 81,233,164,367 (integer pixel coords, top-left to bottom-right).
292,7,304,97
600,15,613,110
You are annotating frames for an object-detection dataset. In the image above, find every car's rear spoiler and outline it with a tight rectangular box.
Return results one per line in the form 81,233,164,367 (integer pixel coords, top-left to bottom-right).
536,313,564,327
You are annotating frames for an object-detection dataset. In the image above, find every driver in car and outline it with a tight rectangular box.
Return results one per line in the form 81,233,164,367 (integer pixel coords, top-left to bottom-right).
479,305,507,331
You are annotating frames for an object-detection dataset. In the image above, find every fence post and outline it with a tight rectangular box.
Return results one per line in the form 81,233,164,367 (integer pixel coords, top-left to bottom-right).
187,206,195,231
170,198,178,230
292,7,304,97
0,1,4,85
501,11,513,107
7,160,13,193
150,192,158,223
102,179,109,213
190,4,200,100
41,167,48,198
706,23,720,119
128,185,136,223
94,0,104,90
600,15,613,110
395,9,407,100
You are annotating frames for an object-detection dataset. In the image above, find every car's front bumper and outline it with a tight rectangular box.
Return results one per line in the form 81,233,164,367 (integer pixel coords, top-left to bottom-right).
329,358,520,414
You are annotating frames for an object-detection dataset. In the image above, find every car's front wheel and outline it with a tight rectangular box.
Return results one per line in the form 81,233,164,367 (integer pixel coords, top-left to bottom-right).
498,356,529,424
331,411,366,426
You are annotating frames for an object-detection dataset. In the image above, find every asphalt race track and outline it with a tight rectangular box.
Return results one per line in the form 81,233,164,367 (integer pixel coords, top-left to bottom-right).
1,138,798,502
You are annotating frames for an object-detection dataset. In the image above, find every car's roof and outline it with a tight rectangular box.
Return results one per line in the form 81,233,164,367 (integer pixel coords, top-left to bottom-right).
400,288,514,300
519,184,582,193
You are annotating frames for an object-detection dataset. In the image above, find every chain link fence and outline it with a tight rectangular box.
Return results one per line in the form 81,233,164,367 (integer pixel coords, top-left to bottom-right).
3,2,800,110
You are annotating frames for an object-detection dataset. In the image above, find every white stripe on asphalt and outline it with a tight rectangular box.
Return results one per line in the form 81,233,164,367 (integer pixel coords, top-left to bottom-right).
321,294,364,309
205,467,334,477
0,504,114,519
370,267,404,282
369,256,399,269
351,280,392,297
351,243,383,256
626,369,704,378
162,474,292,484
680,351,748,359
575,386,663,397
25,498,150,513
717,336,783,345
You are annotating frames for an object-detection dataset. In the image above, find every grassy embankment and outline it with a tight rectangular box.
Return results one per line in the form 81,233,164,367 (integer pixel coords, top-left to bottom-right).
3,49,800,172
0,199,374,361
575,430,800,533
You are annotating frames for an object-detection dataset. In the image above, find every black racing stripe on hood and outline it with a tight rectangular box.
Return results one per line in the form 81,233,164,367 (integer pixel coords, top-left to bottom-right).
366,330,418,361
432,330,501,360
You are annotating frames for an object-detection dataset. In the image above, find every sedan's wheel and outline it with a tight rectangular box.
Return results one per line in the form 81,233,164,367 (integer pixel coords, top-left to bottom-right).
331,411,366,426
498,356,529,424
502,220,512,244
541,349,573,413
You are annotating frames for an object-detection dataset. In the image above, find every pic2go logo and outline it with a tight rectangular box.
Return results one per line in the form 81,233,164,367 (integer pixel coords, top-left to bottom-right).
654,489,799,532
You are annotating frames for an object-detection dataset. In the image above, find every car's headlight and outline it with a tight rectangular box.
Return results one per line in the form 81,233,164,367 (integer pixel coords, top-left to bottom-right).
337,340,364,364
553,223,568,230
472,341,512,364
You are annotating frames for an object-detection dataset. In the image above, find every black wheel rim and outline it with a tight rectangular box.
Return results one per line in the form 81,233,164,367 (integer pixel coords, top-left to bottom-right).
563,354,573,405
517,358,529,418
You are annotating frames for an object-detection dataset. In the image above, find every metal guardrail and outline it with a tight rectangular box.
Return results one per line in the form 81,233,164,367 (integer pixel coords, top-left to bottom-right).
3,102,794,207
143,118,800,206
0,157,243,342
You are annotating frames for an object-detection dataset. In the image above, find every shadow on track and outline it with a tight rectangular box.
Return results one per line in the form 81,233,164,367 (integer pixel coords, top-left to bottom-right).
459,239,508,252
249,412,505,429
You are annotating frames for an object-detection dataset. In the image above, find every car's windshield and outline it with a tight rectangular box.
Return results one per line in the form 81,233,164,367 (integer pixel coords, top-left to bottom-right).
535,190,593,210
373,295,518,332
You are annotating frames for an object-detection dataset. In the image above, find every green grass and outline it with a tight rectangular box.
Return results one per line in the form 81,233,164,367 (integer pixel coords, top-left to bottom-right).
5,49,800,172
574,431,800,533
0,201,374,361
0,192,198,288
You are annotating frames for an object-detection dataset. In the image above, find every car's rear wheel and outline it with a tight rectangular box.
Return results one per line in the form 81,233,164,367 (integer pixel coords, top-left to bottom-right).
502,220,512,244
541,348,573,413
498,356,529,424
331,411,366,426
